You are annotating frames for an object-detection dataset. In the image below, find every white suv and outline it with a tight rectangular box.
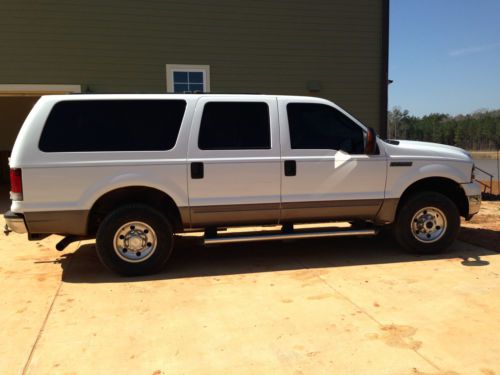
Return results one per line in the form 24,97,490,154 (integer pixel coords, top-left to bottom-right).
4,94,481,275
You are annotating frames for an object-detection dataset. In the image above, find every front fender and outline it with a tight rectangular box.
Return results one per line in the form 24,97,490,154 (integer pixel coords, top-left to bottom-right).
385,160,471,199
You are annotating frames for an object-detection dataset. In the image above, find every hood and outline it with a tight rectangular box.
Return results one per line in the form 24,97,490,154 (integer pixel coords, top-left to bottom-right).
382,139,472,162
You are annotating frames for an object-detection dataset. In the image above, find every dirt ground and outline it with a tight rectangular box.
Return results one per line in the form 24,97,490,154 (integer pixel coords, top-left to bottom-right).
460,200,500,251
478,180,500,195
470,151,499,160
1,207,500,374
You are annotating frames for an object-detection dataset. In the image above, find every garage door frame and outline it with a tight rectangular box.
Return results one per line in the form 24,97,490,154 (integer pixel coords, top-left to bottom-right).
0,84,81,96
0,84,81,183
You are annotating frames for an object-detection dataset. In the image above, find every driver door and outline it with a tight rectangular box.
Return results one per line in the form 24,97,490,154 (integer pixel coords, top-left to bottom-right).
278,99,387,222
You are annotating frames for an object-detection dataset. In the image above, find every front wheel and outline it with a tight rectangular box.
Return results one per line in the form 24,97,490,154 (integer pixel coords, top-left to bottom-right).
96,204,174,276
393,192,460,254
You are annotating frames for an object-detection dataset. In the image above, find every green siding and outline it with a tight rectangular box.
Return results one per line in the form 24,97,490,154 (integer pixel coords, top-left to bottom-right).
0,0,386,130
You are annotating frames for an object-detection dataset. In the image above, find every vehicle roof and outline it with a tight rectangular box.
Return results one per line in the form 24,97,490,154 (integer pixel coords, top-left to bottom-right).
39,93,331,102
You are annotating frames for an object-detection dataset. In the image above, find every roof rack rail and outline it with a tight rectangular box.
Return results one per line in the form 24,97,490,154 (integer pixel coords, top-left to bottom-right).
165,92,266,95
73,92,267,95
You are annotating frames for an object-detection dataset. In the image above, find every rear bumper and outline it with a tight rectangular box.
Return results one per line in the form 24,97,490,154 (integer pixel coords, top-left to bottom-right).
3,211,28,234
5,207,89,237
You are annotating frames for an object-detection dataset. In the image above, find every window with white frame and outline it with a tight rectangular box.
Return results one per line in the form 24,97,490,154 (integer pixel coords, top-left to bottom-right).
166,64,210,93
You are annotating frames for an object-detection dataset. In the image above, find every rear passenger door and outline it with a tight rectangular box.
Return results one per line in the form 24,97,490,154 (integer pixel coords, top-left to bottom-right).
187,97,281,227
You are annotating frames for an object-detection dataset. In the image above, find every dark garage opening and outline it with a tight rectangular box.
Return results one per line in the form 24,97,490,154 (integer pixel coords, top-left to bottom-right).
0,96,40,184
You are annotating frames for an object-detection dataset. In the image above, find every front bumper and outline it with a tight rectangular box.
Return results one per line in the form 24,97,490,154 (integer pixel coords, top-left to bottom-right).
467,195,481,216
461,182,481,217
3,211,27,234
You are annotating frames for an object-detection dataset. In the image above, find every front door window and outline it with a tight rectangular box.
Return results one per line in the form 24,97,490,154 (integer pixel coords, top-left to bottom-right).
287,103,365,154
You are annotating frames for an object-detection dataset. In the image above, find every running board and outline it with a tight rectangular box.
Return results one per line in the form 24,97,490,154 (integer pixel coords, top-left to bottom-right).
204,228,377,245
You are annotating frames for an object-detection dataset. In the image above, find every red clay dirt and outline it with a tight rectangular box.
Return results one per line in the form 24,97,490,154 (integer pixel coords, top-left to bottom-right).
459,201,500,252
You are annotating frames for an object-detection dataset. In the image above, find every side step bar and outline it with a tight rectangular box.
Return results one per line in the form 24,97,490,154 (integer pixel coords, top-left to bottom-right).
204,228,377,245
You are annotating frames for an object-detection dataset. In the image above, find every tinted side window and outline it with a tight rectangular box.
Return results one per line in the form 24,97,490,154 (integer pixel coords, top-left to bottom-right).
198,102,271,150
287,103,364,154
39,100,186,152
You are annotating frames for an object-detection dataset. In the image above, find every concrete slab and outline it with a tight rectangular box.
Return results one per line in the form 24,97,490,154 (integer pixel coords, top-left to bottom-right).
0,234,64,374
0,229,499,375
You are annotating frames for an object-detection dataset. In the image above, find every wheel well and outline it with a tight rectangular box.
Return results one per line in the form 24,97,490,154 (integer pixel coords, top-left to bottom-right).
87,186,184,235
397,177,468,218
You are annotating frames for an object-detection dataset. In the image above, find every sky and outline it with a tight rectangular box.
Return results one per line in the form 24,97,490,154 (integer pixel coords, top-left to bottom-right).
389,0,500,116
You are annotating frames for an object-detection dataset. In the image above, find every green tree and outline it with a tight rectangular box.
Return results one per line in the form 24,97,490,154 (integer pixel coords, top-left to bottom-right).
387,107,500,151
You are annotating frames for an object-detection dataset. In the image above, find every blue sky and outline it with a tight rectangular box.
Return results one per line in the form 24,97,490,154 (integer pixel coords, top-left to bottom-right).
389,0,500,116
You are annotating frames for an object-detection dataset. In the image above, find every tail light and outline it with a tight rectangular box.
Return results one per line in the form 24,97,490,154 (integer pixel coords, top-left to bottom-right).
9,168,23,201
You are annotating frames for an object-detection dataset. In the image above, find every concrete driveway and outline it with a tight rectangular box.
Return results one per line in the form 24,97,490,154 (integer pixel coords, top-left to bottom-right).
1,228,499,375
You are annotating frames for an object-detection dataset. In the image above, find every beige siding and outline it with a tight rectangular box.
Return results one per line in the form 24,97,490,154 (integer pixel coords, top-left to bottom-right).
0,0,385,129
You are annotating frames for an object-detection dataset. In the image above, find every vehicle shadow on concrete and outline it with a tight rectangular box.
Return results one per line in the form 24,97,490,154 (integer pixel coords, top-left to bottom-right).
56,232,499,284
458,227,500,252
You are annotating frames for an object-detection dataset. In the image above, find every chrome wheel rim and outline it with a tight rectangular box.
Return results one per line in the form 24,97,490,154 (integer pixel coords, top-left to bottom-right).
411,207,447,243
113,221,157,263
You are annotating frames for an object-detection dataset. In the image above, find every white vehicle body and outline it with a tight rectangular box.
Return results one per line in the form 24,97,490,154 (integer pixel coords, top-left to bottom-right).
5,94,481,255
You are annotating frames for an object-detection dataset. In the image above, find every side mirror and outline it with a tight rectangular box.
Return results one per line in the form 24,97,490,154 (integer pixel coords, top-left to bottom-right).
364,127,377,155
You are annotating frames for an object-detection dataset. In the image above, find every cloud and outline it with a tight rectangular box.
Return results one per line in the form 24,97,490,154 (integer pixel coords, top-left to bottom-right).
449,42,500,57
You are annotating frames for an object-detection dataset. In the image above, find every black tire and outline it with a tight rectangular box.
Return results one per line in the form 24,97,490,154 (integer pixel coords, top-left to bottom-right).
96,204,174,276
393,191,460,254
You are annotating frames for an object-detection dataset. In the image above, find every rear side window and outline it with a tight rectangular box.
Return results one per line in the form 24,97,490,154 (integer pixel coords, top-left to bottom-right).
39,100,186,152
198,102,271,150
287,103,364,154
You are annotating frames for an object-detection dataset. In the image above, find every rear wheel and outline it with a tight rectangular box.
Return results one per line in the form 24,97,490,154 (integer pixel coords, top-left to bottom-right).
393,192,460,254
96,204,174,276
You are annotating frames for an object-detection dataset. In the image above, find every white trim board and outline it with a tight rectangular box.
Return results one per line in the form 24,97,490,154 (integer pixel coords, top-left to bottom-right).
0,84,81,95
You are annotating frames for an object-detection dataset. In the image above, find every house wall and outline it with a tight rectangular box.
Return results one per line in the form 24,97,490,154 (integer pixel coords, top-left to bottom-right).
0,0,387,131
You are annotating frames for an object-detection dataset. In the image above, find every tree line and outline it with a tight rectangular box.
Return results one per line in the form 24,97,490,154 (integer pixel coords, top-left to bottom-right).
387,107,500,150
